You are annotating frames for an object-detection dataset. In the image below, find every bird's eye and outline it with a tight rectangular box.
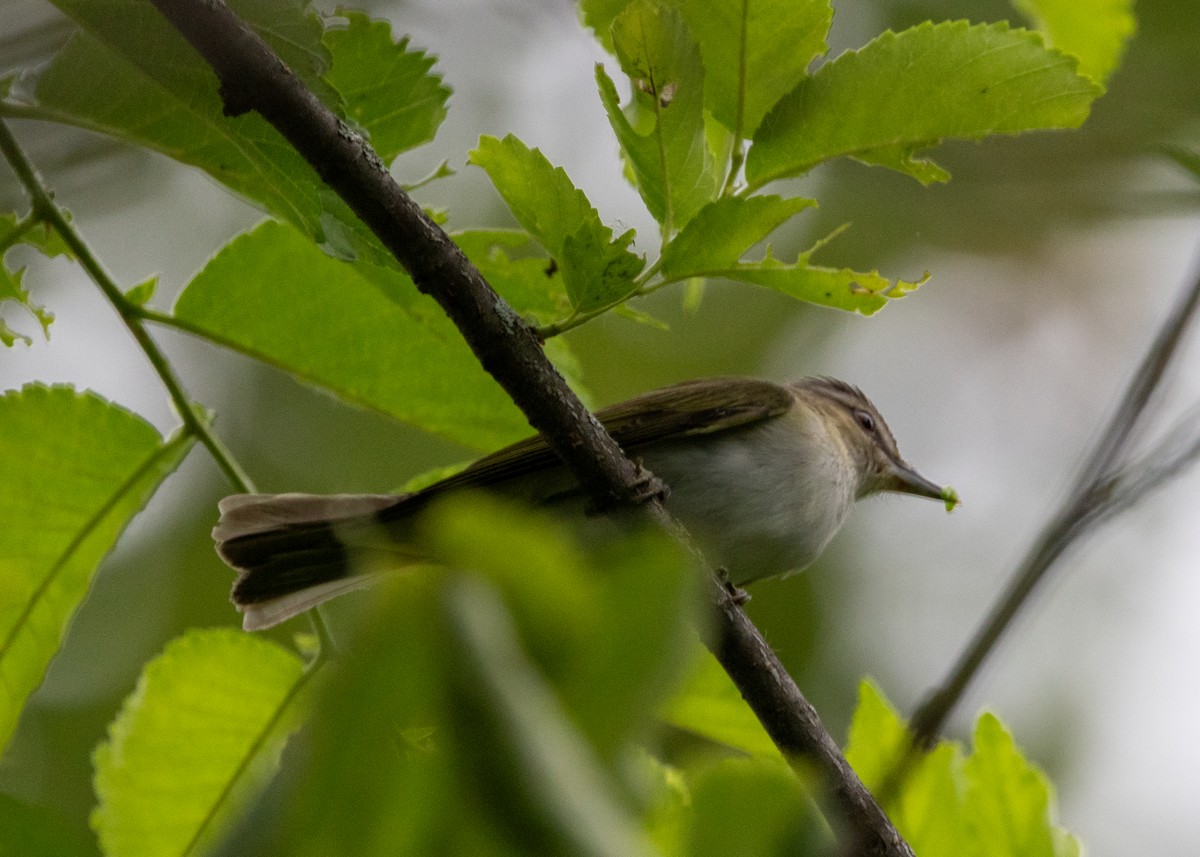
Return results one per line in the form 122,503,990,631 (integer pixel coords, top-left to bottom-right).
854,409,876,432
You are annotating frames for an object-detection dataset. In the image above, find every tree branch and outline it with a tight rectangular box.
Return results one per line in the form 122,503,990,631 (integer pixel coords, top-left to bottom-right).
910,258,1200,747
146,3,911,854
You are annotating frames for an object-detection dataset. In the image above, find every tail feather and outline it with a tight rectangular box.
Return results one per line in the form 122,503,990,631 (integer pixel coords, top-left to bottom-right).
213,493,409,631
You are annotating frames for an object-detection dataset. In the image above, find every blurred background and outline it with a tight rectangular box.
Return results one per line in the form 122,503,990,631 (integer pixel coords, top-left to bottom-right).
3,0,1199,853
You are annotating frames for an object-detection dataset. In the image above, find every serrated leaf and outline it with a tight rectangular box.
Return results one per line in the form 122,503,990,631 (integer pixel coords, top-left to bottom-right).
0,212,72,260
172,220,581,450
845,681,967,857
0,385,191,751
1013,0,1135,84
600,0,717,231
659,644,779,758
659,195,815,279
469,135,644,313
323,13,450,160
579,0,636,52
0,213,66,347
26,2,445,268
746,20,1102,188
0,266,52,347
92,629,307,857
664,0,832,137
965,714,1079,857
844,681,1080,857
560,225,642,313
701,239,926,315
469,135,605,261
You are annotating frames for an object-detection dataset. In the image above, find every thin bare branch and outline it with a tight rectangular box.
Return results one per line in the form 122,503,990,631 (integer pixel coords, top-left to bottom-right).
910,257,1200,747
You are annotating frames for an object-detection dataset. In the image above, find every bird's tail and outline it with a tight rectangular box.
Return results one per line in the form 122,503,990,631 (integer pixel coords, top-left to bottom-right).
213,493,414,631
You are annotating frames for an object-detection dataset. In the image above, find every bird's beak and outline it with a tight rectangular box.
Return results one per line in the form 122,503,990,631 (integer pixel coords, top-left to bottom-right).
886,459,948,502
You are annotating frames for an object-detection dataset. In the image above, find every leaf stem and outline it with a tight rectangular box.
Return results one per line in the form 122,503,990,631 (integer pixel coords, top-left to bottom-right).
0,119,255,494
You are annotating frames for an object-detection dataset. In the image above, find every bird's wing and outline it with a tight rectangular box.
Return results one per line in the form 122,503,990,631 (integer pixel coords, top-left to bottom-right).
414,376,795,498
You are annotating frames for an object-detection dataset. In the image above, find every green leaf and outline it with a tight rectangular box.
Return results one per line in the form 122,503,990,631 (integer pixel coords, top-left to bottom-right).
0,793,100,857
660,644,780,758
845,681,967,857
686,758,827,857
469,135,644,313
0,267,51,348
665,0,832,137
1013,0,1136,84
453,229,571,322
579,0,635,52
171,220,573,450
0,385,191,751
0,213,65,347
92,629,307,857
844,681,1080,857
25,2,446,267
123,276,158,308
699,235,926,315
659,195,815,280
323,12,450,161
560,225,643,313
600,0,717,231
965,714,1079,857
230,498,698,857
745,20,1102,188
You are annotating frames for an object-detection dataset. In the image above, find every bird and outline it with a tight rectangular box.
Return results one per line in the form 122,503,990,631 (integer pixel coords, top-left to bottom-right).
213,376,955,630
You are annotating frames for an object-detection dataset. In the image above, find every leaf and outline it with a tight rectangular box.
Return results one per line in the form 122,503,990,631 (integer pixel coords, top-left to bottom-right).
1013,0,1136,84
745,20,1102,188
123,276,158,308
686,758,827,857
599,0,717,231
700,237,927,315
469,135,644,313
452,229,571,322
560,224,643,313
225,498,698,857
659,644,780,758
0,386,191,751
26,1,447,267
0,267,52,348
665,0,833,137
0,793,100,857
844,681,1080,857
171,220,578,450
658,195,816,280
92,629,307,857
579,0,636,52
0,213,64,347
323,12,450,161
964,714,1080,857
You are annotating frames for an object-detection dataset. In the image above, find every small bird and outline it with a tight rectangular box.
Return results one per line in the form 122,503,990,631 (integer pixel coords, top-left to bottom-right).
214,377,955,630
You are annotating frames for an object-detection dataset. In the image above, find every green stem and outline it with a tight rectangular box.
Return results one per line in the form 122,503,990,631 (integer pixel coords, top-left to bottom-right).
0,119,255,494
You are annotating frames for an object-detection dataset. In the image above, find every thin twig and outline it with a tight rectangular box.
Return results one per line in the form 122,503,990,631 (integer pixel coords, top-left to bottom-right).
0,119,255,495
909,259,1200,747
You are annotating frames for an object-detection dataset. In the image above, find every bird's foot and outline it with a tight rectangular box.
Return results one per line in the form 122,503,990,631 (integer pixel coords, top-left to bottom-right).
716,567,751,606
